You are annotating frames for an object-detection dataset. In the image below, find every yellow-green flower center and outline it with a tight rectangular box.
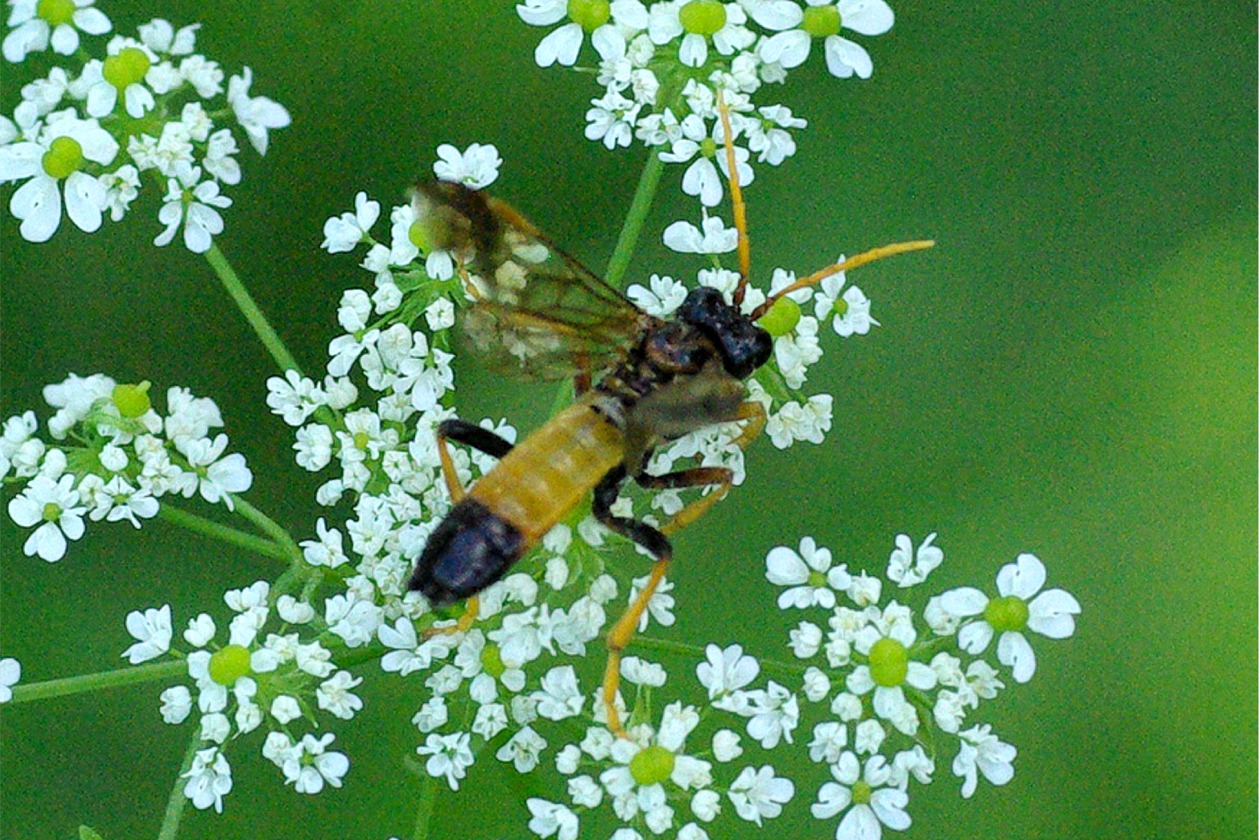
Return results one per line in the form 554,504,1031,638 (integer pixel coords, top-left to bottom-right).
629,744,676,785
208,644,252,686
759,296,801,337
103,48,152,92
42,502,62,523
480,642,506,678
802,4,842,38
112,381,152,418
699,136,719,159
852,778,873,804
679,0,726,36
868,637,909,687
984,595,1029,632
42,136,84,180
36,0,75,26
831,295,850,318
568,0,611,32
353,431,371,451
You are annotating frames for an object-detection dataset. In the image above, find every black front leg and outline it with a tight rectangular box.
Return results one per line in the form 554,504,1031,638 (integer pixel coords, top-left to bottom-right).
592,464,673,562
437,419,515,459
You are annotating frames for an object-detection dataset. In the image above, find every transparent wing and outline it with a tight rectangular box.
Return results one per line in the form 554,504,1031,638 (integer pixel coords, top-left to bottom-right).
412,181,657,379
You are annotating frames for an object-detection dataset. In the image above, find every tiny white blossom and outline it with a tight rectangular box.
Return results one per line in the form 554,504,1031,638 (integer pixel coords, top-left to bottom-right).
765,536,851,609
0,657,21,703
3,0,111,63
886,532,944,587
939,553,1081,683
953,724,1016,798
727,765,793,826
810,751,911,839
322,191,380,253
433,142,502,189
227,67,290,155
122,604,173,664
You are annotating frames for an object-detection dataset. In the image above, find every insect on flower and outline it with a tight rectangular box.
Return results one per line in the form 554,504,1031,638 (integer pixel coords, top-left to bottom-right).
407,97,933,736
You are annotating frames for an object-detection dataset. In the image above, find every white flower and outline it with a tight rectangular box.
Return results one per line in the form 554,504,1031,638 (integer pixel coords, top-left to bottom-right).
696,643,759,710
0,657,21,703
726,765,793,826
0,111,118,242
886,532,944,587
7,473,86,561
810,752,911,839
743,680,799,748
122,604,173,663
649,0,752,68
814,264,879,336
174,433,253,508
533,665,585,721
662,209,738,255
322,191,380,253
417,731,475,790
527,798,579,840
626,273,687,317
939,553,1081,683
594,703,713,831
518,0,647,68
3,0,111,63
765,536,852,609
433,142,502,189
497,725,548,773
159,685,192,723
953,724,1016,798
756,0,894,79
226,67,290,155
317,670,363,720
789,620,823,658
182,747,232,812
659,112,753,207
586,88,641,149
153,163,231,253
844,604,936,736
808,720,848,765
282,733,350,794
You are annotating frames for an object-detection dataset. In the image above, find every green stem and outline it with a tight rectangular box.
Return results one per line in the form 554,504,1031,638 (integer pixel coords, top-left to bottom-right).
604,151,666,289
411,772,437,840
157,733,200,840
7,660,186,705
159,505,290,562
230,496,303,562
204,244,303,375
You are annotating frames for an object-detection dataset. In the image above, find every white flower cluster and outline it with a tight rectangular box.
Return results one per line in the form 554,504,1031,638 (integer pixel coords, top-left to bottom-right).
519,0,894,207
759,533,1080,838
3,375,253,562
120,582,355,812
0,2,289,250
528,695,794,839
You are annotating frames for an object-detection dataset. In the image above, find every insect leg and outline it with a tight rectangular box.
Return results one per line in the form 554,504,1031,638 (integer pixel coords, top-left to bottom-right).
716,89,752,308
593,464,673,737
434,419,515,501
423,420,516,638
642,399,766,534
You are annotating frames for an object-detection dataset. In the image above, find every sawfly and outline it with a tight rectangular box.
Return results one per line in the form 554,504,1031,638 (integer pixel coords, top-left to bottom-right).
406,100,932,735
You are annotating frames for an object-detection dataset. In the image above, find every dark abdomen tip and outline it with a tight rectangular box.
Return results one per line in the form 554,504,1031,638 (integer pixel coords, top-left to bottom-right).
408,498,525,605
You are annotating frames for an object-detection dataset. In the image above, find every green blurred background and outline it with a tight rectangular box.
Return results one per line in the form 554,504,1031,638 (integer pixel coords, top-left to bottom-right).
1,2,1255,838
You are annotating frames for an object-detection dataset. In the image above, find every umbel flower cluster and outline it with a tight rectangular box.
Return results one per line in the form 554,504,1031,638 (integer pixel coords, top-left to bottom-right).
0,2,1082,839
0,0,289,251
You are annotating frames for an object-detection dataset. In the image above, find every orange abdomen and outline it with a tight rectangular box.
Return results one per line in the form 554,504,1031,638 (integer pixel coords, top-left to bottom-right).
468,401,625,546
